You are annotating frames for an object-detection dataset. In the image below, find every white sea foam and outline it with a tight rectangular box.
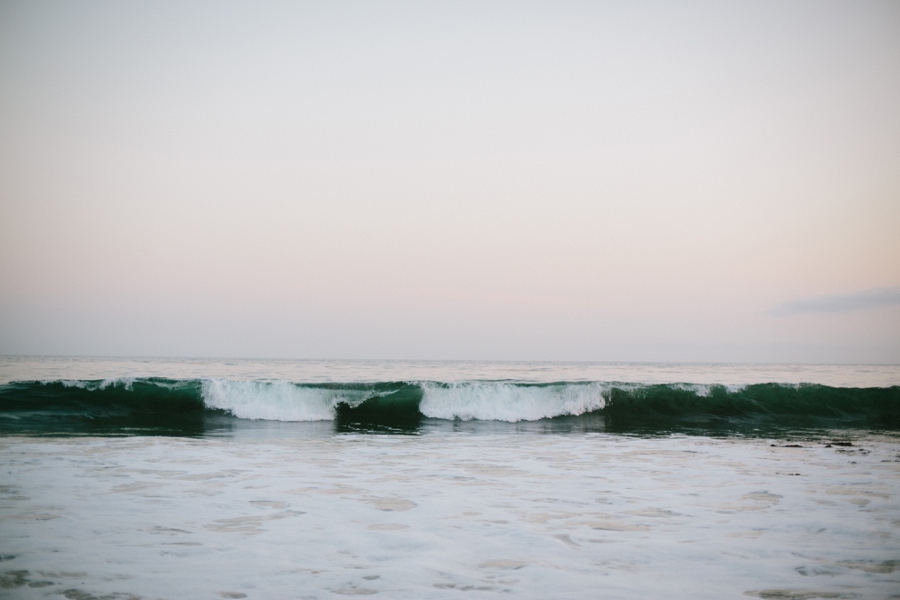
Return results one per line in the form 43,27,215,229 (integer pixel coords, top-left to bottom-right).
671,383,712,396
669,382,748,396
3,434,899,599
201,380,613,423
200,380,348,421
419,382,608,422
59,377,138,390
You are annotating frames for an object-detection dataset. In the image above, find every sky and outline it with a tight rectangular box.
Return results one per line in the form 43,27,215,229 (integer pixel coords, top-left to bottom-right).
1,0,898,363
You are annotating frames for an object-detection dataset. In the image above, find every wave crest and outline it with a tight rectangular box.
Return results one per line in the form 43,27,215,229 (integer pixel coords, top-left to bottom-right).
420,382,607,422
1,378,898,435
202,380,345,421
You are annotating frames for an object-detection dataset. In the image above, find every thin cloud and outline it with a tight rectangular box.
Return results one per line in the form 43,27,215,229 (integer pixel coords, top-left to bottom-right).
772,287,900,316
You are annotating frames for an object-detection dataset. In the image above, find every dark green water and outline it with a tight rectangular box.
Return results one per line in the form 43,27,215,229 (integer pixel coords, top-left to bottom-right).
1,378,897,437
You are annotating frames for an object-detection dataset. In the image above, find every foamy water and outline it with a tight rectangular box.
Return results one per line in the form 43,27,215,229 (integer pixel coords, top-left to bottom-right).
2,433,898,599
418,381,609,421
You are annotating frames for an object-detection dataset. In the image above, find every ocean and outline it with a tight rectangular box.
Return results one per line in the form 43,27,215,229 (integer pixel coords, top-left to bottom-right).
1,357,898,599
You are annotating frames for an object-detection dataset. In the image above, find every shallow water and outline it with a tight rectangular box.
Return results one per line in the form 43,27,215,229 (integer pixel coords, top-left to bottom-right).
2,433,899,599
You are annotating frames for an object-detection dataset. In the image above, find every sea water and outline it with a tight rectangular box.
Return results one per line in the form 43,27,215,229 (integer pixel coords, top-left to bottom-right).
1,357,898,599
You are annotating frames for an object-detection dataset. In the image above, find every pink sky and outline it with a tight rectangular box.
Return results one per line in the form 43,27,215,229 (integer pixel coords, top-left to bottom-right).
1,1,898,362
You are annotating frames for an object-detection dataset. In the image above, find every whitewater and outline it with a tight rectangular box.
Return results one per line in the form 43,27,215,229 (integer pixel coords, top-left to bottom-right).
1,357,899,599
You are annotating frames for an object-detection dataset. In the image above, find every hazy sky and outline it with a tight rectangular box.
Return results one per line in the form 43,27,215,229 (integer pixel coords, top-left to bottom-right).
1,0,898,362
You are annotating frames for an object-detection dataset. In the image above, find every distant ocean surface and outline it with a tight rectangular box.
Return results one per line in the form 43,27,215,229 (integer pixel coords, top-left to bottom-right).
1,357,899,599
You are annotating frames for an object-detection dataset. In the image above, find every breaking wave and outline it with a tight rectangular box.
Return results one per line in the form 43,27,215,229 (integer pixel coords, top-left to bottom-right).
0,377,897,435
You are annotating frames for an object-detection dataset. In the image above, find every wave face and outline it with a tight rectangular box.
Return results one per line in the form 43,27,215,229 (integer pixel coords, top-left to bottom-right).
0,378,898,436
